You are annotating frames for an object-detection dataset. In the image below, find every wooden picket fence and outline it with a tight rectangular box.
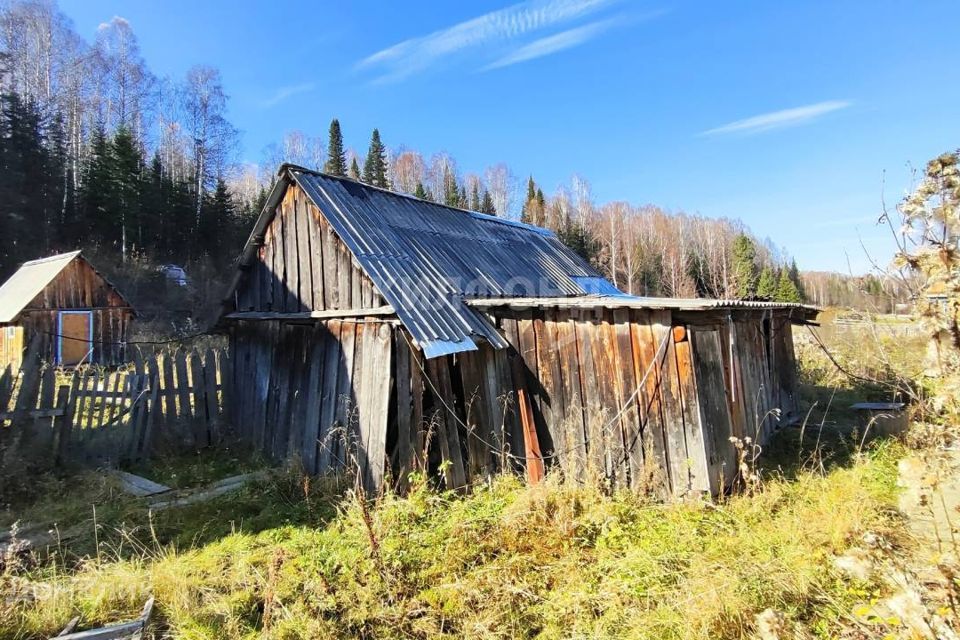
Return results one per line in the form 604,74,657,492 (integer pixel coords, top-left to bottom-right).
0,345,231,465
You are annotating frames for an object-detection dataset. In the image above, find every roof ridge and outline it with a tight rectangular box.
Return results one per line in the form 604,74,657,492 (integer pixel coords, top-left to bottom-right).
21,250,82,266
280,163,554,237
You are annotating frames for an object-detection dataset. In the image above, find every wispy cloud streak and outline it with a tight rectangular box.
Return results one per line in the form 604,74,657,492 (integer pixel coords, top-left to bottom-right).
260,82,315,108
482,18,613,70
357,0,616,82
701,100,852,136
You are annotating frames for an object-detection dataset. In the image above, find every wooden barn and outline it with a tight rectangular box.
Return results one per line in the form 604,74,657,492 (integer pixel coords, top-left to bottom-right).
0,251,135,369
222,165,818,496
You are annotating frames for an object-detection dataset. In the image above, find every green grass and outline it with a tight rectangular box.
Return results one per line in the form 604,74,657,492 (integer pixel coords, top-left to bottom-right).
0,438,907,640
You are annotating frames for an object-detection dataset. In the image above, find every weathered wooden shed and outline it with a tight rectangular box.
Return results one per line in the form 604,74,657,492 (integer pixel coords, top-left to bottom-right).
222,165,818,496
0,251,135,368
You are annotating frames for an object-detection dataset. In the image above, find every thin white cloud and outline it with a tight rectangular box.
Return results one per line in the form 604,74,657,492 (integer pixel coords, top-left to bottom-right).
701,100,853,137
260,82,316,108
357,0,617,82
482,18,614,70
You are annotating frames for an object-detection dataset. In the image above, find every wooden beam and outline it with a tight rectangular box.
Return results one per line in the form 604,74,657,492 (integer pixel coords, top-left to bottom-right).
223,306,395,321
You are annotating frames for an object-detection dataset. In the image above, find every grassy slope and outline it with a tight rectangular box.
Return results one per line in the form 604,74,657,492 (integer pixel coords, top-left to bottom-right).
1,440,905,639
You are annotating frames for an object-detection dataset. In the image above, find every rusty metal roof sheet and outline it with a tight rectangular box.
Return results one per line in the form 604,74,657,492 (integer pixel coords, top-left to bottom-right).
0,251,82,323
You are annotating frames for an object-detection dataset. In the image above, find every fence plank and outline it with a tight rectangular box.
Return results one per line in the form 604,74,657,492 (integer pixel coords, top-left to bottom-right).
160,353,175,424
13,353,42,418
60,372,81,460
217,348,232,430
174,349,191,423
189,350,208,446
140,359,161,460
124,375,147,461
204,349,220,444
84,370,100,436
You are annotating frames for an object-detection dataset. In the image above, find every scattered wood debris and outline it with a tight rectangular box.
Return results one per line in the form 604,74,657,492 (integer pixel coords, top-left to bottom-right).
52,596,153,639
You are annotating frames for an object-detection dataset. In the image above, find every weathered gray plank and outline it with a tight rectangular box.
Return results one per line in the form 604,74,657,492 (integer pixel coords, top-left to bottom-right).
317,321,343,472
203,349,220,443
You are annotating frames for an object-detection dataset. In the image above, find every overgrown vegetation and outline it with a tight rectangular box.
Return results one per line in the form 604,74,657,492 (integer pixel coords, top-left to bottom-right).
0,439,908,639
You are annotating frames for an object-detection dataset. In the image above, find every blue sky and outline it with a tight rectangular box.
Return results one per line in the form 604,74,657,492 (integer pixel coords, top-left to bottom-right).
59,0,960,274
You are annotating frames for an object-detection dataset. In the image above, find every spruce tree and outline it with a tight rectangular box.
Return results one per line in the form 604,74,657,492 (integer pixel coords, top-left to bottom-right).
521,175,537,223
787,259,805,301
443,167,459,207
413,181,430,201
756,266,777,299
349,157,361,180
200,178,234,259
362,128,389,188
82,124,114,247
111,126,143,259
776,269,802,302
481,189,496,215
324,119,346,176
731,234,758,298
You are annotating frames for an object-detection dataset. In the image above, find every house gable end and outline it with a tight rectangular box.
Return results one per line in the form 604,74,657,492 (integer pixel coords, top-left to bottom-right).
233,182,385,313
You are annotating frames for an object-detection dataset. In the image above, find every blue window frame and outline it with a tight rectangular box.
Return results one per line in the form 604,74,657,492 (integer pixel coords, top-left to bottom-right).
56,310,94,365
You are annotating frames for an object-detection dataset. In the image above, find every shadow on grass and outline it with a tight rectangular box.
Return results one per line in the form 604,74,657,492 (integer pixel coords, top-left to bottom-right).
761,381,906,480
0,445,347,564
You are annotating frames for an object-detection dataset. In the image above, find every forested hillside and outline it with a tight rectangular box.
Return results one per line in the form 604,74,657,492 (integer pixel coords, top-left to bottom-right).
0,0,891,312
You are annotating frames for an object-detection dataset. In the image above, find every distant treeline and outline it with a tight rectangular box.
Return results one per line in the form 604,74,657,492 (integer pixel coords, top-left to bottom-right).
0,0,889,310
801,272,912,313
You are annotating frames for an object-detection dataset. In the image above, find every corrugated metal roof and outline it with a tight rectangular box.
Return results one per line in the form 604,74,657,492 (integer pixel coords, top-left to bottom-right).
467,295,820,315
227,165,818,357
284,167,602,356
0,251,82,323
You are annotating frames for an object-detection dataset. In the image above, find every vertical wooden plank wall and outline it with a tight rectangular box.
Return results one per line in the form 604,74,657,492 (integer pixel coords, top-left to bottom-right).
482,307,803,496
230,318,394,491
234,184,386,314
226,309,803,496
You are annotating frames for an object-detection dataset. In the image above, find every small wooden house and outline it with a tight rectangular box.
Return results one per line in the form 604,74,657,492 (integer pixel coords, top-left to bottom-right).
221,165,818,496
0,251,135,368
